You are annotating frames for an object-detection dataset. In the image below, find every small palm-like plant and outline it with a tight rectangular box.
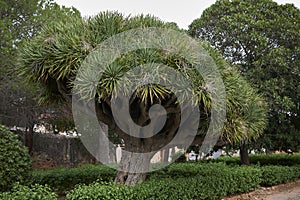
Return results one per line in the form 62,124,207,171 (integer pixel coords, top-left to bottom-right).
19,11,267,185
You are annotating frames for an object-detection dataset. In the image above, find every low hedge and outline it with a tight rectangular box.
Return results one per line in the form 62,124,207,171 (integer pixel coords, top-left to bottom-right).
28,158,300,199
66,163,262,200
0,183,57,200
250,154,300,166
202,154,300,166
30,154,300,193
135,168,261,200
66,162,300,200
31,164,116,192
260,165,300,186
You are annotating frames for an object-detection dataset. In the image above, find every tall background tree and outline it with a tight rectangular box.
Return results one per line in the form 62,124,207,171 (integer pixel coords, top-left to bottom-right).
19,11,267,185
0,0,80,153
188,0,300,154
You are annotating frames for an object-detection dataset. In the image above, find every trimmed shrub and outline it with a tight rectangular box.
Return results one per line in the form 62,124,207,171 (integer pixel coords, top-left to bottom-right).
250,154,300,166
66,163,262,200
66,181,134,200
34,158,300,199
260,165,300,186
202,154,300,166
0,125,32,191
0,183,57,200
31,164,116,192
151,163,261,198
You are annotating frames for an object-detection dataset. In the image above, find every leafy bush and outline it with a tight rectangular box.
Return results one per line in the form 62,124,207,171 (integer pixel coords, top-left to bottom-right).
35,157,300,199
66,181,134,200
250,154,300,166
31,164,116,192
160,163,261,197
0,125,32,191
67,163,262,200
202,154,300,166
260,165,300,186
0,183,57,200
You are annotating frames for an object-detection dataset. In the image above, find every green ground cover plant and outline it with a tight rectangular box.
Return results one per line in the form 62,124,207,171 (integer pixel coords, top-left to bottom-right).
0,183,57,200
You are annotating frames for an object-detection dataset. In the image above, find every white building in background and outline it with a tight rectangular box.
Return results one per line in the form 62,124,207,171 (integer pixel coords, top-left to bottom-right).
150,147,184,163
188,151,197,161
116,144,122,163
212,149,222,159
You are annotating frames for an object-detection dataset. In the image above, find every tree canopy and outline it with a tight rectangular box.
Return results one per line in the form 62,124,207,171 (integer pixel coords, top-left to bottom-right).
0,0,80,154
19,11,267,185
188,0,300,152
0,0,45,131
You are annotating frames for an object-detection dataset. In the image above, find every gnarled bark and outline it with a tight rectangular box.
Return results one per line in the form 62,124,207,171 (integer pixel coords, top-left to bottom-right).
115,147,155,186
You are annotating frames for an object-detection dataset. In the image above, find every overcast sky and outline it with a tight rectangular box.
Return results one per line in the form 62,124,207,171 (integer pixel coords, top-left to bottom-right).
55,0,300,29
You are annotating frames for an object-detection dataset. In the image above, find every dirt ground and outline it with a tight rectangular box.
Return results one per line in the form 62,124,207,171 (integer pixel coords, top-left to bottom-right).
222,180,300,200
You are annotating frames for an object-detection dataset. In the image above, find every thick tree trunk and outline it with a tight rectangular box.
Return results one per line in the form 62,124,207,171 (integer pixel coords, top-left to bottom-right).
240,141,250,165
163,148,170,163
115,147,154,186
25,124,34,155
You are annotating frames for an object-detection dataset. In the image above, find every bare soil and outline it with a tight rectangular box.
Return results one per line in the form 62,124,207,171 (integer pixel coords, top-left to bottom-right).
32,152,55,169
222,179,300,200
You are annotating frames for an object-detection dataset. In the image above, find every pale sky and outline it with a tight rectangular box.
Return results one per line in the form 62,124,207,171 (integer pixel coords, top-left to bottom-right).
55,0,300,29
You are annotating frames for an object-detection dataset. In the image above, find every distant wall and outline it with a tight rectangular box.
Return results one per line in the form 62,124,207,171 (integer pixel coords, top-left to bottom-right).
33,133,96,166
14,130,98,168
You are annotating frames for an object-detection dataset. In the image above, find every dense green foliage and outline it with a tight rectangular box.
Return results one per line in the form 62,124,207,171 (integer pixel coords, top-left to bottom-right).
66,182,134,200
0,125,32,191
65,162,300,200
0,0,78,150
0,0,41,128
0,0,40,70
260,165,300,186
250,154,300,166
188,0,300,152
31,164,116,192
201,154,300,166
66,163,262,200
0,0,79,72
21,154,300,199
0,154,298,199
0,183,57,200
